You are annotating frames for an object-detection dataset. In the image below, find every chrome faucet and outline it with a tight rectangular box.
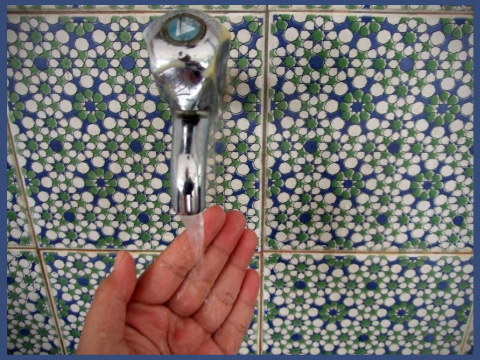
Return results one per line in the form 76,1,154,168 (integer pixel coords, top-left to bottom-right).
144,10,230,215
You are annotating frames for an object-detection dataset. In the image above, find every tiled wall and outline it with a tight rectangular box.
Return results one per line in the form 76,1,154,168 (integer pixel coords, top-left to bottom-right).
7,5,473,355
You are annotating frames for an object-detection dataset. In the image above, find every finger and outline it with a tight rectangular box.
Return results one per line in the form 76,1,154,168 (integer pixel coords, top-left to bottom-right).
77,251,136,355
193,229,257,333
213,270,260,355
167,211,247,317
132,205,226,305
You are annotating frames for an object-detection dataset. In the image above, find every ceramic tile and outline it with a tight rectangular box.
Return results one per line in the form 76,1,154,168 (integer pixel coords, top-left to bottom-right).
7,5,266,11
7,250,62,354
7,14,263,249
463,311,474,355
270,5,474,12
7,133,33,246
43,251,259,354
266,14,473,251
242,255,260,355
42,251,127,353
263,253,473,355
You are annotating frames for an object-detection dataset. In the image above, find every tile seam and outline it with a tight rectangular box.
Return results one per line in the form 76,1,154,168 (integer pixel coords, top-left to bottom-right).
6,245,36,250
262,250,473,256
6,9,473,16
259,12,269,256
268,9,473,17
12,247,472,257
8,79,66,355
258,6,271,355
36,248,68,354
6,10,265,16
34,248,263,255
459,304,474,354
7,113,40,250
258,252,266,355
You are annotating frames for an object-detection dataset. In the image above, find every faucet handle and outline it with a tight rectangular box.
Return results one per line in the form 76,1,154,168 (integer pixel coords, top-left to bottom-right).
143,9,230,112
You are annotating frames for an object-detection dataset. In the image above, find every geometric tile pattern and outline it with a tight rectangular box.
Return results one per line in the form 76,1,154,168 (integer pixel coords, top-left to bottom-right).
463,312,474,355
6,6,474,357
263,254,473,355
7,5,266,11
42,251,117,354
267,14,473,252
6,5,473,12
271,5,474,11
7,14,263,250
7,136,33,246
43,251,259,354
7,250,62,354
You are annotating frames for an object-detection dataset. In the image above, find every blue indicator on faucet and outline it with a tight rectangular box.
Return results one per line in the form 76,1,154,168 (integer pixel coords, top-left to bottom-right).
166,15,203,43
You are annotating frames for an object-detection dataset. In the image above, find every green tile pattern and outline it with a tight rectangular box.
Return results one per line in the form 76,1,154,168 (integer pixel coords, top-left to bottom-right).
464,313,474,355
266,14,473,251
7,136,32,246
263,254,473,355
271,5,474,11
7,5,265,11
7,250,62,354
7,14,263,249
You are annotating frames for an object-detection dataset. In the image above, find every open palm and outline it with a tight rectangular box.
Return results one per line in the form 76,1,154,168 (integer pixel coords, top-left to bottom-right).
77,206,259,355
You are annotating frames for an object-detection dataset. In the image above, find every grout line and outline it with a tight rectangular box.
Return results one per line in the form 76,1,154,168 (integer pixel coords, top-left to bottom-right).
36,248,67,354
33,247,263,256
8,246,472,257
6,245,36,251
269,9,473,17
253,254,261,355
37,248,168,254
258,252,266,355
259,12,269,256
262,249,474,257
6,10,264,16
6,8,474,17
459,305,474,354
257,7,270,355
7,112,40,251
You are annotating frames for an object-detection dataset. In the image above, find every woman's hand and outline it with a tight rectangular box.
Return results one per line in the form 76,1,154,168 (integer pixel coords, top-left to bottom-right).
77,206,259,355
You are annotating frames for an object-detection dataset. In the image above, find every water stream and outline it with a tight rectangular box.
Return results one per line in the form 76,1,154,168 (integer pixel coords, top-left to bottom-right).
174,212,210,306
180,212,205,269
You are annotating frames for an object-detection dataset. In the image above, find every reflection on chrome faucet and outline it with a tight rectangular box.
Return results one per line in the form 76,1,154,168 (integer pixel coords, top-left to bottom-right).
144,10,230,215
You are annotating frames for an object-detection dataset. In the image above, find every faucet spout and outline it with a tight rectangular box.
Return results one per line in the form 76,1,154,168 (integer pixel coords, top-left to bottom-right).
171,111,211,215
143,9,230,215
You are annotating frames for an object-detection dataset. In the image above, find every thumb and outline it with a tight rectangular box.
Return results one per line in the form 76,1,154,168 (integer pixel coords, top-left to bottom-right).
77,251,137,354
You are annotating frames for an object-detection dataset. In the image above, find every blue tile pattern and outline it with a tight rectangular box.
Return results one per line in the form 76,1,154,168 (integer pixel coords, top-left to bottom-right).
7,14,263,249
464,313,474,355
263,254,473,355
7,5,265,11
267,14,473,251
7,136,32,246
271,5,474,11
7,250,62,354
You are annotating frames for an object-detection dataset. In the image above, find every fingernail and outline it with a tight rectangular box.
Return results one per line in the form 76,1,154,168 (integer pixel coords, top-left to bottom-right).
113,252,126,272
